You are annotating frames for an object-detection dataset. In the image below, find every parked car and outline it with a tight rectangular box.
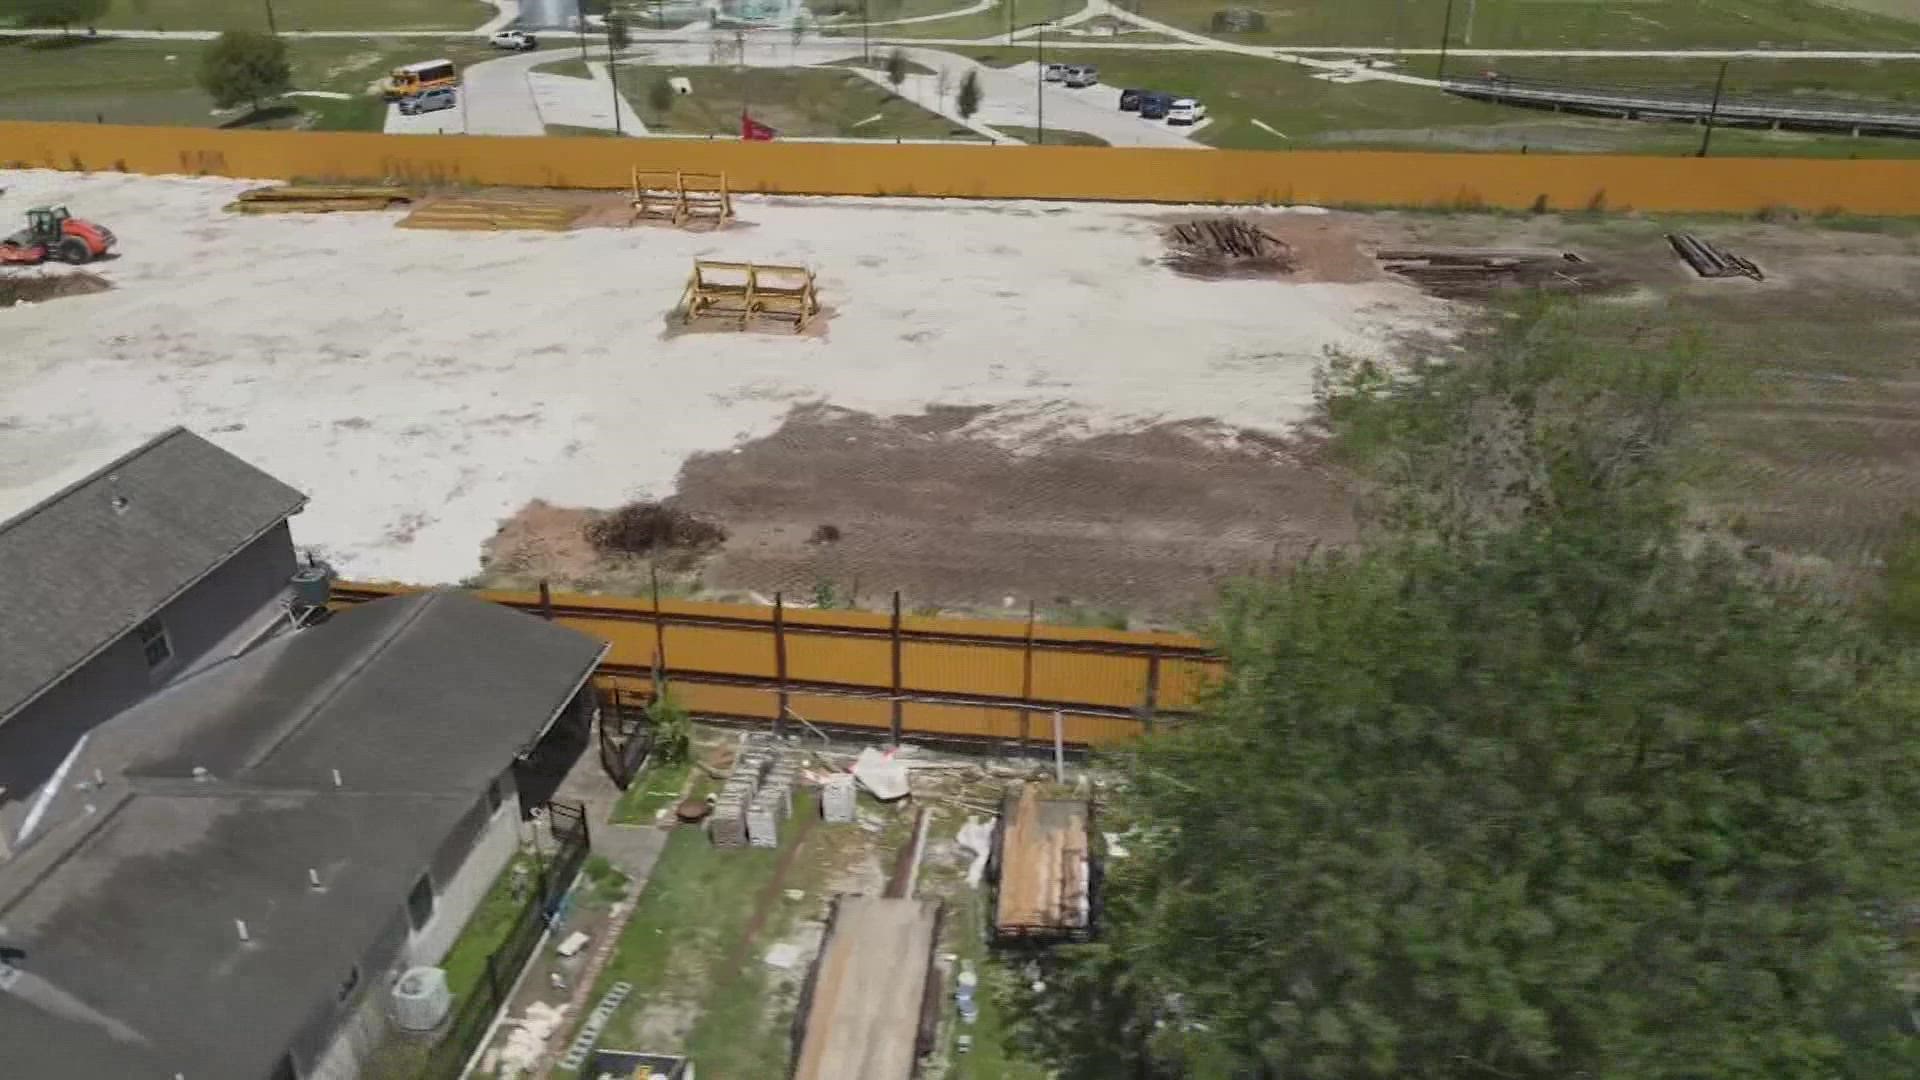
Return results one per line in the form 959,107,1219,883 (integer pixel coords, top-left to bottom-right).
1118,87,1147,111
489,29,538,50
1166,97,1208,125
398,87,459,115
1043,63,1070,82
1065,65,1099,88
1138,92,1174,120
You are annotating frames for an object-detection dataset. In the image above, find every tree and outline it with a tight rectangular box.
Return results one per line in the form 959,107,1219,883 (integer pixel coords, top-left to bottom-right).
1029,304,1920,1080
6,0,111,33
885,47,909,95
647,75,676,118
789,12,807,53
604,11,630,55
197,30,292,116
957,69,982,122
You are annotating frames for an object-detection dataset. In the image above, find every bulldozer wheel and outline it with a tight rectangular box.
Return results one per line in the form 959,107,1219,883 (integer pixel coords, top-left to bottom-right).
56,237,91,264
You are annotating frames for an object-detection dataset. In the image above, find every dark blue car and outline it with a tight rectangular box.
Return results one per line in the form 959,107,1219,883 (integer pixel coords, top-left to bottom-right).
1139,92,1174,120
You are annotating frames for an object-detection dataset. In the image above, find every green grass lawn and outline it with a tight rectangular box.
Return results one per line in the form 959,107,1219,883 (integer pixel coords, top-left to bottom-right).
960,47,1920,156
98,0,492,32
535,56,595,79
0,36,493,129
1473,56,1920,106
610,758,693,824
1125,0,1920,49
618,63,979,138
573,789,844,1080
995,123,1109,144
438,852,540,1002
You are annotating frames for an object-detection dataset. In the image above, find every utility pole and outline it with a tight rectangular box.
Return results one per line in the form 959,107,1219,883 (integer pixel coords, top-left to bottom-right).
577,0,588,59
1698,59,1729,157
263,0,277,34
1034,18,1044,144
1463,0,1476,45
1007,0,1016,44
607,24,623,135
862,0,871,62
1436,0,1455,80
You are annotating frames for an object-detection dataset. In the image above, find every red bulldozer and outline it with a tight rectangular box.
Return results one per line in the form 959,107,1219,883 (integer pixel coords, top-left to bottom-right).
0,206,116,266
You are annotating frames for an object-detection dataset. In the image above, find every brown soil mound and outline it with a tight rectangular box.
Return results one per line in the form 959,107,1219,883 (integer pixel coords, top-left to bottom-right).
0,271,111,308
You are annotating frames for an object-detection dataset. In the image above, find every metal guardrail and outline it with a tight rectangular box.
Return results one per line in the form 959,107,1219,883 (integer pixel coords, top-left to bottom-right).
1445,76,1920,137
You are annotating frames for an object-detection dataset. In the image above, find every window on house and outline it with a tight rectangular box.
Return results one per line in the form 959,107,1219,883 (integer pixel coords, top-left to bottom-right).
406,873,435,932
136,618,172,669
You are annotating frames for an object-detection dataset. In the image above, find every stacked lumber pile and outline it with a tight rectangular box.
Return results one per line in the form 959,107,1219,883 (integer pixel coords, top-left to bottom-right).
1376,246,1595,298
1666,233,1764,280
397,197,582,232
225,184,412,214
991,783,1092,942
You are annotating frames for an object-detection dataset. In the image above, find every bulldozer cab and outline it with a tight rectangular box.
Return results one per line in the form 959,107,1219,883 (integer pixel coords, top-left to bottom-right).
25,207,69,241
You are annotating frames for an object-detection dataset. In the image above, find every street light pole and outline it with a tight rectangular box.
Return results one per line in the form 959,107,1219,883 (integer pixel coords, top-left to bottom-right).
1698,59,1729,157
578,0,588,59
1436,0,1455,81
263,0,277,34
862,0,871,62
1034,19,1044,144
1007,0,1016,44
608,25,623,135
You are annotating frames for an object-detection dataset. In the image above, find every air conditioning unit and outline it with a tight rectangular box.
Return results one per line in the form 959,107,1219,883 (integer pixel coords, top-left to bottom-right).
391,966,452,1032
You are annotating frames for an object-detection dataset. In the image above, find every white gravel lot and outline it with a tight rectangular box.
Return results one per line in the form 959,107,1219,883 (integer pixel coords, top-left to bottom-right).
0,169,1447,583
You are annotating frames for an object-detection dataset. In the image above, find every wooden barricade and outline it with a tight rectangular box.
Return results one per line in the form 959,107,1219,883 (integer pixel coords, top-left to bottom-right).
679,260,818,332
631,168,734,228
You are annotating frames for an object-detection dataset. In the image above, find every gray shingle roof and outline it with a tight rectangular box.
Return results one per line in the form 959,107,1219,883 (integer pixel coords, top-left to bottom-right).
0,591,608,1080
0,428,307,723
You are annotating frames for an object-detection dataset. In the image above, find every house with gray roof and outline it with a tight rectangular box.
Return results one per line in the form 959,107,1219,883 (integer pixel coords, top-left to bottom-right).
0,589,609,1080
0,427,310,824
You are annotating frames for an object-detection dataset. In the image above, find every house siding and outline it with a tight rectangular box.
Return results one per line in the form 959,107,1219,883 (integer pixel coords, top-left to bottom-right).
0,521,296,806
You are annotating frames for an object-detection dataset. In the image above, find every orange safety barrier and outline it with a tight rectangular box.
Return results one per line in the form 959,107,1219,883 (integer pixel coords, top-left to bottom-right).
6,121,1920,215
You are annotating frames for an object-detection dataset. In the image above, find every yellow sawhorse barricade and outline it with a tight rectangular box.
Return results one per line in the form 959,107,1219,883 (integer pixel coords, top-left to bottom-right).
631,168,734,228
679,260,819,333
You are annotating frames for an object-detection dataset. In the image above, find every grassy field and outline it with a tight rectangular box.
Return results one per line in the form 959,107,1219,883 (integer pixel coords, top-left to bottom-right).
1124,0,1920,49
610,758,693,824
1474,56,1920,106
995,123,1110,143
0,35,492,129
97,0,491,32
616,63,978,138
958,47,1920,155
535,56,595,79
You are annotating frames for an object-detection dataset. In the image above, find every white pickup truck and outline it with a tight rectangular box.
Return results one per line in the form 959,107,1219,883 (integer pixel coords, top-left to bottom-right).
489,30,539,50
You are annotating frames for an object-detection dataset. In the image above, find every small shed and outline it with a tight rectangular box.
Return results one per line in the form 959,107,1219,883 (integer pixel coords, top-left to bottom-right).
988,783,1094,943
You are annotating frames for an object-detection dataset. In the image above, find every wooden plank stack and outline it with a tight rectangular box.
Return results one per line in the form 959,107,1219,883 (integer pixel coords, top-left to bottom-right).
1666,232,1764,280
397,197,582,232
225,184,412,214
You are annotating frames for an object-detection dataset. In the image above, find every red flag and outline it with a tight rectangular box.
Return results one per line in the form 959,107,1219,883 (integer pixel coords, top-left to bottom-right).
741,112,777,141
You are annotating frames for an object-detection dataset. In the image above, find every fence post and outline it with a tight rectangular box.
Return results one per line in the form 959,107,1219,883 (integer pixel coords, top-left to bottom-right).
1139,651,1160,734
773,591,789,737
890,591,904,746
538,578,553,621
1019,601,1036,754
650,564,668,681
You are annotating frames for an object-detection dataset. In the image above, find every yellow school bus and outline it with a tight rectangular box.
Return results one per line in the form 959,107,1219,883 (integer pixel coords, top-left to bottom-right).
383,59,460,100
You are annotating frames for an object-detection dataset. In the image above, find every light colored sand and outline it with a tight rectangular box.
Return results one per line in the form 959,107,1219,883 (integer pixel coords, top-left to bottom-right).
0,169,1448,583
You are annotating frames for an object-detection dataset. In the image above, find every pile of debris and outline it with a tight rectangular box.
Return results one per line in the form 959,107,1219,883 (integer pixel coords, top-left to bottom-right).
1666,233,1763,281
584,499,727,557
1163,218,1294,279
1376,246,1605,299
224,184,411,214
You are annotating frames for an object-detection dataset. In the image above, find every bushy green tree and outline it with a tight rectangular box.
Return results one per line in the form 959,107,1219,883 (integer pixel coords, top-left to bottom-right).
196,30,291,115
4,0,111,33
885,48,909,94
957,69,982,121
1028,304,1920,1080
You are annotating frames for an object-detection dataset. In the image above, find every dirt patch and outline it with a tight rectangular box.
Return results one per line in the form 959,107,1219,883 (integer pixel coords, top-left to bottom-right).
1248,212,1384,284
587,500,728,557
671,403,1357,622
0,271,110,308
1376,247,1627,299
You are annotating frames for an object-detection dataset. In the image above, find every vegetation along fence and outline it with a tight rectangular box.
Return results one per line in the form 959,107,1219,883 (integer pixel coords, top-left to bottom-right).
7,120,1920,215
332,584,1225,748
420,800,591,1080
